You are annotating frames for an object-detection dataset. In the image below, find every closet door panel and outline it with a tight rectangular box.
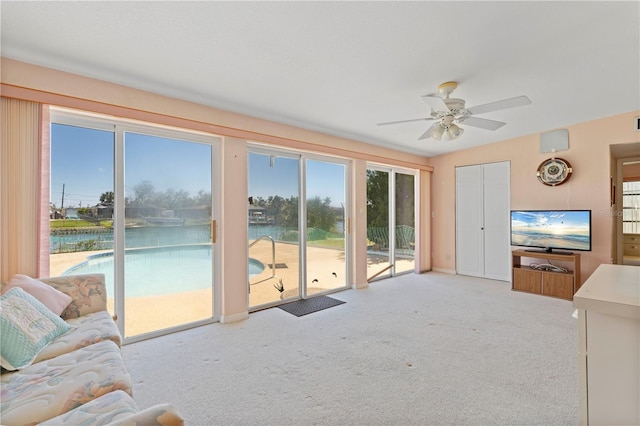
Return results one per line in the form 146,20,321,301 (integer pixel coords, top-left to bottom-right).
483,162,511,281
455,165,484,277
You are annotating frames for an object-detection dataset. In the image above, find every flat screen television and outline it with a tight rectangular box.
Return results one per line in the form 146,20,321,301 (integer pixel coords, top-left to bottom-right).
510,210,592,253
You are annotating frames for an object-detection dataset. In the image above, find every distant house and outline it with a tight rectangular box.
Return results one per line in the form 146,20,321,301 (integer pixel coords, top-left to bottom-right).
50,208,63,219
96,205,113,219
248,206,272,224
125,205,161,219
64,208,79,219
174,205,211,220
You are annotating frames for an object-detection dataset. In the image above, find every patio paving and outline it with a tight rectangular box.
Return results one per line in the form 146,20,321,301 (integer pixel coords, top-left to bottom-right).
49,242,414,336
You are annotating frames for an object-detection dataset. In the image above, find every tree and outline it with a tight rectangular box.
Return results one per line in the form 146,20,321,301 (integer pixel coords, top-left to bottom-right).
276,196,298,228
132,181,155,205
194,190,212,206
158,188,191,209
366,170,389,227
307,196,334,231
395,174,415,227
99,191,114,206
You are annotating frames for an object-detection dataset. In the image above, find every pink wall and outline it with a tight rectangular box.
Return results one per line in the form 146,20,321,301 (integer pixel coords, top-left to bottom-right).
428,111,640,284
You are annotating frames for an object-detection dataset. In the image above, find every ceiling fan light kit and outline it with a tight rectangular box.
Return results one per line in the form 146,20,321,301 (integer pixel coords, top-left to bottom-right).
446,123,464,140
378,81,532,142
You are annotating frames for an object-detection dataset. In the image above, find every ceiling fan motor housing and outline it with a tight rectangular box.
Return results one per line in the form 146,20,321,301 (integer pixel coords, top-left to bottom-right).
439,97,468,129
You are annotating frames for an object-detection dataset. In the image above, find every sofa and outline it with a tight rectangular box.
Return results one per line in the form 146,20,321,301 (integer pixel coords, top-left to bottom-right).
0,273,184,425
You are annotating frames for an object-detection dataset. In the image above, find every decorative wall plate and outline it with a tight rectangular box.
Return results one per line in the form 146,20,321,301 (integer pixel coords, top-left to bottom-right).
536,157,572,186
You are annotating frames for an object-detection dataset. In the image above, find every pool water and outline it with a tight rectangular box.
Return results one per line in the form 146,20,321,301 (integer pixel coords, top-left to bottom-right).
63,245,265,297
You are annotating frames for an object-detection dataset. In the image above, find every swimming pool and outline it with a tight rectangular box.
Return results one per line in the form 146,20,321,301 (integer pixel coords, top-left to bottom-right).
63,244,265,297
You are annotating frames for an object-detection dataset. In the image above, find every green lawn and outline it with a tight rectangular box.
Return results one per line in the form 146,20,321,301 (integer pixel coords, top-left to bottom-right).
50,219,114,228
50,219,98,228
308,238,345,249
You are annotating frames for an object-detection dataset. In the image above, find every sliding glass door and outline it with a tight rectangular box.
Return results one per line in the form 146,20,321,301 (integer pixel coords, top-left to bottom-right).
122,131,214,337
394,172,416,274
247,151,300,306
50,111,219,340
366,169,391,279
248,148,350,310
366,166,416,281
49,123,116,315
305,159,347,295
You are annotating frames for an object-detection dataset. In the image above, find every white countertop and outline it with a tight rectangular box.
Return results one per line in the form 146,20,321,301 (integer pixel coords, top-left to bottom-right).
573,264,640,320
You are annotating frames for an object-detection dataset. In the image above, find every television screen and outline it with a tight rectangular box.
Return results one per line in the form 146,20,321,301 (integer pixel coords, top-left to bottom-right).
510,210,592,253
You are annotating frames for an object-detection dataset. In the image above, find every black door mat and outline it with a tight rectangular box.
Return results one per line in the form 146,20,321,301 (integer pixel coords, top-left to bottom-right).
278,295,345,317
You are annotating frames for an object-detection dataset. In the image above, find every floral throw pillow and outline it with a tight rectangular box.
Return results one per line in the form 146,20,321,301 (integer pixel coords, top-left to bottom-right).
1,287,73,370
3,274,73,316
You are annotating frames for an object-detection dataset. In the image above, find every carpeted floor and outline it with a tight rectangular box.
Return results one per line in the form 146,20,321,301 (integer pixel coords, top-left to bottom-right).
122,272,579,425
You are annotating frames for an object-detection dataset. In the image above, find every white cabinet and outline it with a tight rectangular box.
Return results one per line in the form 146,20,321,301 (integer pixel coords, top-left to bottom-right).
573,264,640,425
623,233,640,256
455,161,510,281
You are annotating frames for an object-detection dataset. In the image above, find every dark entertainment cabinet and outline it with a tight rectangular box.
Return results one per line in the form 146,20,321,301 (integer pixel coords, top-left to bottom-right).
511,249,581,300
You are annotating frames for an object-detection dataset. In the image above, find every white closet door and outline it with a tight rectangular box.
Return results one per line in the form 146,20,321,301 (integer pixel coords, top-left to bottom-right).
455,165,484,277
455,161,510,281
482,162,511,281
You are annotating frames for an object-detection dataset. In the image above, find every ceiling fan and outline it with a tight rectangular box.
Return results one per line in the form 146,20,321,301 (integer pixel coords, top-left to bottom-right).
377,81,532,141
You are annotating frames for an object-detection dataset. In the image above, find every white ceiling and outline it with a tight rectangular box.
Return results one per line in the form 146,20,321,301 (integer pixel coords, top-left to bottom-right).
1,1,638,157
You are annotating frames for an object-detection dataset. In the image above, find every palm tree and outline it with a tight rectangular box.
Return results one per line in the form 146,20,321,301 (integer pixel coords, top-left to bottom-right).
99,191,114,206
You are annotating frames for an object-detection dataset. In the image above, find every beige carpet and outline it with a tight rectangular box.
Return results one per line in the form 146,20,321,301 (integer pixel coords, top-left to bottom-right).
121,272,579,425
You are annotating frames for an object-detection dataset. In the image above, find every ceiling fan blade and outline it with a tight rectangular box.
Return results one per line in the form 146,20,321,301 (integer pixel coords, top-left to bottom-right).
460,116,506,131
421,94,449,111
466,95,531,115
377,117,434,126
418,123,440,140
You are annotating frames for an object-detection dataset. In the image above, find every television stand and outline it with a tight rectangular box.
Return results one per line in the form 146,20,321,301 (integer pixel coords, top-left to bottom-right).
512,249,581,300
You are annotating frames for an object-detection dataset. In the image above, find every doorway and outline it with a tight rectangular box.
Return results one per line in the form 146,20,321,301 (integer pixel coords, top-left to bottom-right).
365,166,417,281
247,148,350,310
612,143,640,266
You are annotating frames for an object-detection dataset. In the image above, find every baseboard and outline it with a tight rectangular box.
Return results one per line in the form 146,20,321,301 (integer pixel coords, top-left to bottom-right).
220,311,249,324
431,268,456,275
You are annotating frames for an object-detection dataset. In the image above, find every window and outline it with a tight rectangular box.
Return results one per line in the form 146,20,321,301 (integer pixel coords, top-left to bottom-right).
623,180,640,233
49,109,220,341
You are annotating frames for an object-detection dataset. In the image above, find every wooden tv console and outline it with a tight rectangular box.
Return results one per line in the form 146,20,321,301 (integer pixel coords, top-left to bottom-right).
511,249,581,300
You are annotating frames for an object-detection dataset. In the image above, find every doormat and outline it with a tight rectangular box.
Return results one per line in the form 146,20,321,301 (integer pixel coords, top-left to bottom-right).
269,263,288,269
278,295,345,317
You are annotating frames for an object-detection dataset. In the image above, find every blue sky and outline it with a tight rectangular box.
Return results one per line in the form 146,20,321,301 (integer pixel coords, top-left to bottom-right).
51,124,211,207
50,124,114,207
248,153,346,207
511,210,590,233
51,124,345,208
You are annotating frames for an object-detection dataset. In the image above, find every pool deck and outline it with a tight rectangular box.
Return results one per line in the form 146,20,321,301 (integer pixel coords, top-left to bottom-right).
50,242,413,336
